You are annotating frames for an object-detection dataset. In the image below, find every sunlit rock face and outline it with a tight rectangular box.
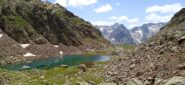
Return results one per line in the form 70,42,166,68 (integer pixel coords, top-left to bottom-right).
96,23,136,44
130,23,166,44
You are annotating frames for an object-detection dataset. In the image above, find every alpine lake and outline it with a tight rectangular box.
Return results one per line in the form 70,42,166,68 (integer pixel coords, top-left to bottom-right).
2,54,110,71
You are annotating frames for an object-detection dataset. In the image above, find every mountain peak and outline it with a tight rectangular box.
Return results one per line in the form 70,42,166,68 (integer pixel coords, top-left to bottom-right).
113,23,120,26
169,8,185,26
111,23,120,29
131,22,166,43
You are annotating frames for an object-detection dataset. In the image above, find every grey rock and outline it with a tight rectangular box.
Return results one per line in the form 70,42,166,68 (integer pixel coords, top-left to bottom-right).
127,78,143,85
164,76,185,85
99,82,117,85
178,35,185,44
178,64,185,70
129,64,136,69
76,81,91,85
60,64,68,68
144,77,155,85
77,64,87,72
171,47,178,52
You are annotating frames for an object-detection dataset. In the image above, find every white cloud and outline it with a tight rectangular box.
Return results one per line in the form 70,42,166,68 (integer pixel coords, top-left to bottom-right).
127,22,143,29
109,16,128,22
94,4,112,13
144,3,183,23
146,3,184,13
91,20,115,26
145,13,173,23
55,0,98,7
91,16,140,29
68,0,98,7
127,18,139,23
128,24,138,29
108,16,139,24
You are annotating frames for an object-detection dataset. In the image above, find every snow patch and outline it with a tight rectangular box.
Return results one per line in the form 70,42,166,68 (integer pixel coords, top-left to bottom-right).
53,45,59,48
20,44,30,49
107,29,113,33
110,38,115,41
60,51,63,55
0,34,3,38
22,65,30,69
136,30,143,37
99,27,104,31
149,26,156,31
135,39,141,43
131,29,143,44
132,30,143,39
86,48,95,52
24,52,36,57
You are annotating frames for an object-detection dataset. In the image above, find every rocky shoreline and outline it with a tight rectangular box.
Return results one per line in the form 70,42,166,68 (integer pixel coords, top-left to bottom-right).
0,30,107,65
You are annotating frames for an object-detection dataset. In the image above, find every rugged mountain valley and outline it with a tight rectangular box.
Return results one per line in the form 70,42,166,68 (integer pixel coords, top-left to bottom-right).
0,0,185,85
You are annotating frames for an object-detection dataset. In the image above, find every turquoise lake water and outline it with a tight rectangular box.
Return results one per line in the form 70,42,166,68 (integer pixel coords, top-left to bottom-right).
2,55,110,71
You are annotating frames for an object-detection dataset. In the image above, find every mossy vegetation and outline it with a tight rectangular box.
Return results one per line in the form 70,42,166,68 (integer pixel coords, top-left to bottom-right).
0,0,4,5
0,15,45,44
70,17,84,25
120,44,135,50
2,16,29,28
54,9,65,19
0,61,110,85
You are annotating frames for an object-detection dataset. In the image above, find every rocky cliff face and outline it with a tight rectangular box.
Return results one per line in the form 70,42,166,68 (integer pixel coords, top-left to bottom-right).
96,23,120,41
130,23,166,43
109,24,136,44
107,8,185,84
96,23,136,44
0,0,106,46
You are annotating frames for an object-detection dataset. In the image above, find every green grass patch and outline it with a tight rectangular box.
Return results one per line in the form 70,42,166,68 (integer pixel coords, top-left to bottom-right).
0,61,108,85
120,44,135,50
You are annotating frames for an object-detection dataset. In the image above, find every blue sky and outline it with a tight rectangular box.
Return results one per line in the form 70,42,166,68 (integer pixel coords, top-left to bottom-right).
48,0,185,29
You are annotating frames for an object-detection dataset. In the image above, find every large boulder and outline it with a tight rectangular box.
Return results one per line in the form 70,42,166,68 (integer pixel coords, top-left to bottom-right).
164,77,185,85
127,78,143,85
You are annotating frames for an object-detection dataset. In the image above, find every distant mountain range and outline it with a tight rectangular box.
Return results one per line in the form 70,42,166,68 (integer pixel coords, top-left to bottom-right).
96,23,135,44
96,22,166,44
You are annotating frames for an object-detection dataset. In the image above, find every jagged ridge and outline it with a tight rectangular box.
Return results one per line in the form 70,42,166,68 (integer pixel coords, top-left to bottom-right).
0,0,106,46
